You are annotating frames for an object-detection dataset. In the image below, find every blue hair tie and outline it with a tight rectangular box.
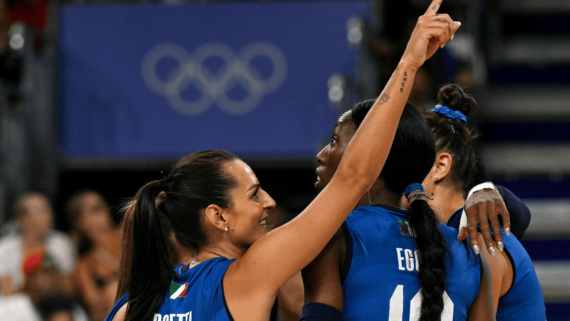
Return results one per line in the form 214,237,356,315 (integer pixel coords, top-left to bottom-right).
404,183,424,199
404,183,432,204
430,105,467,123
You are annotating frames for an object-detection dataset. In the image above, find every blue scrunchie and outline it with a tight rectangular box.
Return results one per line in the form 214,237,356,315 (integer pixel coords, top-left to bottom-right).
404,183,424,199
430,105,467,123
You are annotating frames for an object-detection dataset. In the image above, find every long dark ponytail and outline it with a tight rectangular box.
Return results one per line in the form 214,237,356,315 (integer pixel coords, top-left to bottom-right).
351,100,449,321
405,185,450,321
118,150,238,321
124,181,174,321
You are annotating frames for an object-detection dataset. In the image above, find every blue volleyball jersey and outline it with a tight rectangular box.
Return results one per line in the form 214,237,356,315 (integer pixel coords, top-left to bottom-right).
341,205,480,321
447,208,546,320
496,227,546,320
105,257,238,321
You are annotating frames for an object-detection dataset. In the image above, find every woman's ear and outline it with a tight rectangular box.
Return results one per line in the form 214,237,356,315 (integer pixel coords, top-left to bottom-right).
433,152,453,183
203,204,228,232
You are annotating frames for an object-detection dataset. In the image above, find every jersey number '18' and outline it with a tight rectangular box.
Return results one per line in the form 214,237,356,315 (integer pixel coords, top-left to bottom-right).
388,285,454,321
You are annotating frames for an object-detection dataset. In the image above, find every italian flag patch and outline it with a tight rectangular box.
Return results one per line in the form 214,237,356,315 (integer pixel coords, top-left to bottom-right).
169,282,188,299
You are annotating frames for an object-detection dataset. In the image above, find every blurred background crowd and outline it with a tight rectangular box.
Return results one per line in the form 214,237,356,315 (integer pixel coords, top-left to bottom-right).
0,0,568,320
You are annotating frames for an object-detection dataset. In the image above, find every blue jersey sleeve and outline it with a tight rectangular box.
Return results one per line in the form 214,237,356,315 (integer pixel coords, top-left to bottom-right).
104,293,129,321
300,303,343,321
496,185,531,240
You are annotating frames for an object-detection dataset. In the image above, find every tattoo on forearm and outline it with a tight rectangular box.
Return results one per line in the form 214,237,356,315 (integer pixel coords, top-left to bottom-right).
379,94,391,104
400,72,408,93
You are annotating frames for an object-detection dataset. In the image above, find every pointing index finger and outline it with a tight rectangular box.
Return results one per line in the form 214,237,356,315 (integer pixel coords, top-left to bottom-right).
425,0,443,16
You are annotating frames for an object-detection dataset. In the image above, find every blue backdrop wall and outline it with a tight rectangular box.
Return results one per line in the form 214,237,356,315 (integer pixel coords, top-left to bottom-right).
59,2,368,159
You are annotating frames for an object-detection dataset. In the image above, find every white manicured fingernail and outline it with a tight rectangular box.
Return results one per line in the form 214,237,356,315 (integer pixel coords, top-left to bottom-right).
505,227,510,235
473,245,480,255
498,241,504,251
489,246,496,256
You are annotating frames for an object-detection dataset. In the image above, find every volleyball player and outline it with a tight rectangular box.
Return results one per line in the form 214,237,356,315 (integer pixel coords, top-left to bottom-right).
421,84,546,320
302,98,493,321
104,2,460,320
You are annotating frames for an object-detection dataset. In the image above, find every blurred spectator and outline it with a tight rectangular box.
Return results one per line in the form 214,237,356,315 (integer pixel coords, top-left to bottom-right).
0,250,87,321
0,193,75,296
66,190,121,321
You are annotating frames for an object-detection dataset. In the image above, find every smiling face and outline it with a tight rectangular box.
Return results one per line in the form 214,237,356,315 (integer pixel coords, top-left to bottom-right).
224,159,276,250
315,112,357,190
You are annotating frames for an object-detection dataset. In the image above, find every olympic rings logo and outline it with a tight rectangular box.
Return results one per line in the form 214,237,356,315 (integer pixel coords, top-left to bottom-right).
142,42,287,116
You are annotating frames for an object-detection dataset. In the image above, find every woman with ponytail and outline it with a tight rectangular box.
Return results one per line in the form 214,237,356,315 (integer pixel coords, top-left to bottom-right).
421,84,546,320
302,99,494,321
105,2,460,321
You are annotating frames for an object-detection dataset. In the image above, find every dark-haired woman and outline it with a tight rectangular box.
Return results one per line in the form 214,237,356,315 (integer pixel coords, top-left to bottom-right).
421,84,546,320
421,84,532,253
302,99,494,321
104,2,460,321
66,190,121,321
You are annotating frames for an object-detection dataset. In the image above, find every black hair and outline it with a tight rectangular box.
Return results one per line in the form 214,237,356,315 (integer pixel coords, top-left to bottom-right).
35,295,74,320
351,100,449,321
119,150,239,321
423,84,479,196
65,189,114,254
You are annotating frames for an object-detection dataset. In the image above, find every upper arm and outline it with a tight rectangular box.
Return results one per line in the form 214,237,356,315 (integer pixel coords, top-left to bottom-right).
467,252,495,321
277,272,304,321
471,232,511,315
495,185,531,240
301,229,345,311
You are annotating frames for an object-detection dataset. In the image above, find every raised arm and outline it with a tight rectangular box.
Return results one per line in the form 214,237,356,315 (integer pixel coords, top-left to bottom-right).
224,1,459,318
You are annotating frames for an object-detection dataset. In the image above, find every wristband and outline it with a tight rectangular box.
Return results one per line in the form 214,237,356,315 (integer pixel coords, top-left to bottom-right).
459,182,496,242
466,182,495,199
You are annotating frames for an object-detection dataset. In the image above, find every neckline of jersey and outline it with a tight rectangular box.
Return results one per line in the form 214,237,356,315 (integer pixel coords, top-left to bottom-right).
176,256,229,276
355,203,408,218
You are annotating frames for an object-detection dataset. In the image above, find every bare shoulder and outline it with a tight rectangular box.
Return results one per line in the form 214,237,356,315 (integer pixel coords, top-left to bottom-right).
111,304,127,321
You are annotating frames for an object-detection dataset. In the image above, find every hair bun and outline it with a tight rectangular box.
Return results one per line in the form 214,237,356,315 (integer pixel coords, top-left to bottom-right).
437,84,477,117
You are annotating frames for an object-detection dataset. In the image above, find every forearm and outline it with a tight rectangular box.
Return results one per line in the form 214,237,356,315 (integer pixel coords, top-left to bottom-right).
337,60,417,190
